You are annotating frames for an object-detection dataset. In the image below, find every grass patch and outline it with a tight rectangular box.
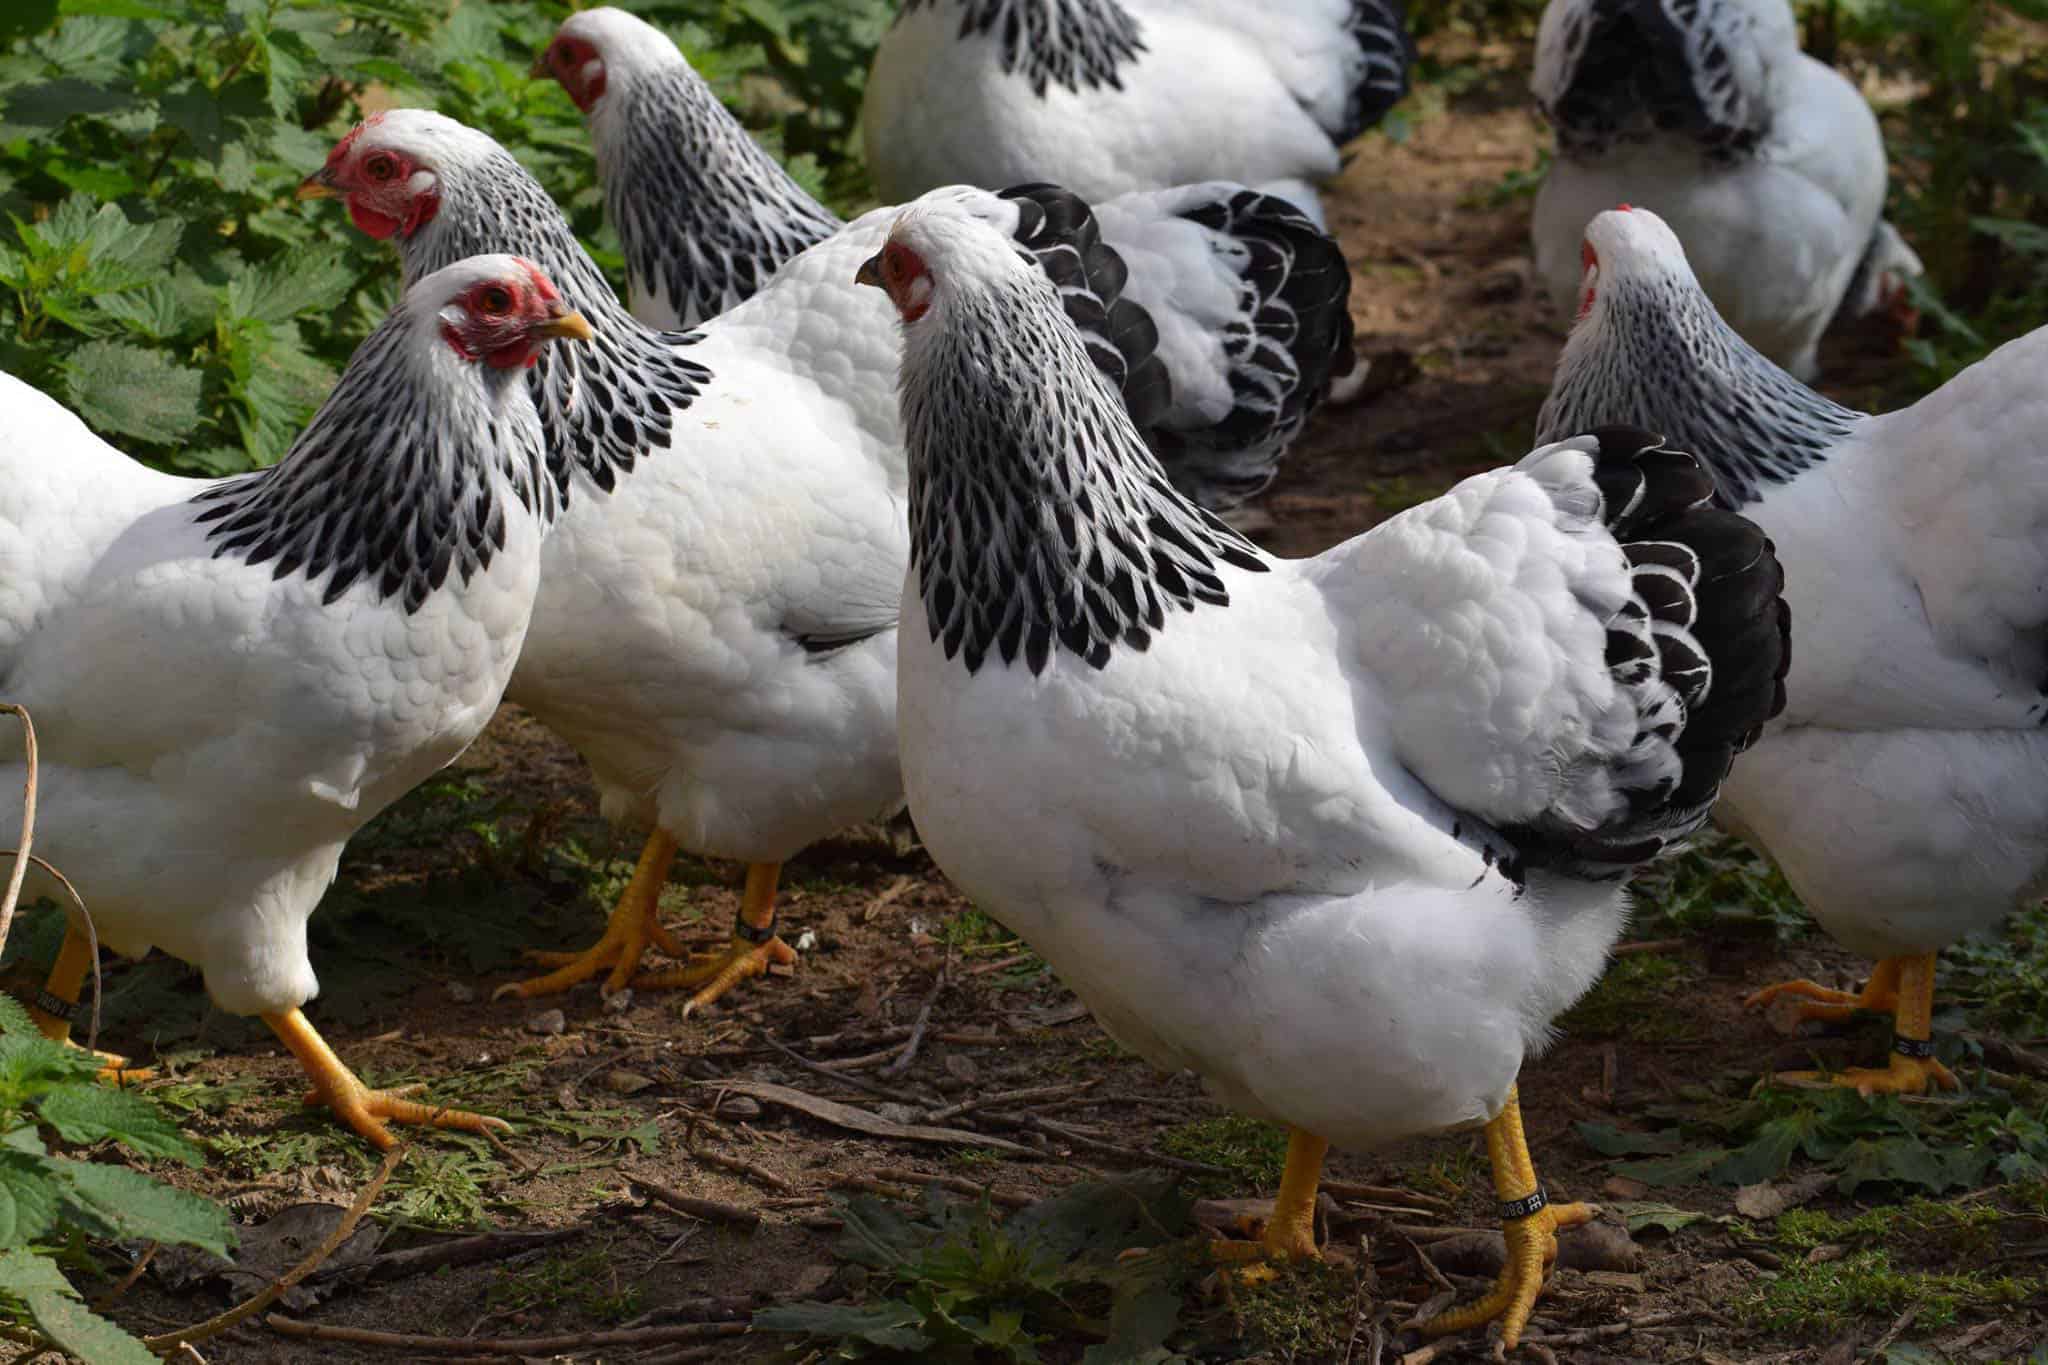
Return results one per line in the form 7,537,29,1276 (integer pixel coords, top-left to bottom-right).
1941,901,2048,1039
1628,832,1809,942
1736,1246,2034,1338
1773,1199,2007,1259
1159,1116,1288,1198
484,1245,644,1323
1217,1258,1359,1360
1559,953,1695,1041
1402,1143,1487,1203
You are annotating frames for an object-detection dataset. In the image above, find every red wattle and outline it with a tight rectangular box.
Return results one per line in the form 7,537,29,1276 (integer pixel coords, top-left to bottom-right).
347,199,401,241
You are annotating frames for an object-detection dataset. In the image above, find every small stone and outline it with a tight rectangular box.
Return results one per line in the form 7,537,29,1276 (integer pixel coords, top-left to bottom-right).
787,1262,836,1298
684,1057,724,1081
943,1053,979,1083
605,1069,655,1095
603,988,634,1014
874,1103,923,1126
1600,1175,1649,1200
714,1095,762,1120
1806,1243,1847,1264
525,1008,566,1036
795,928,819,952
445,981,476,1004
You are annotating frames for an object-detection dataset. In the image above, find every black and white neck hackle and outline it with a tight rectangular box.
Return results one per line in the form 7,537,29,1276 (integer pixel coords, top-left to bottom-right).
902,268,1267,678
899,0,1146,97
193,310,555,614
1536,0,1776,164
601,59,841,327
1538,264,1861,509
400,132,710,500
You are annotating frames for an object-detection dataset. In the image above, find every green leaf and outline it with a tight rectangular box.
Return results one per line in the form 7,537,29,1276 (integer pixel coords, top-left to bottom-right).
224,247,357,326
51,1156,234,1254
1576,1122,1682,1157
752,1299,933,1350
0,0,58,43
1608,1201,1716,1235
36,1084,202,1165
0,1247,73,1297
0,994,38,1040
96,280,207,342
0,1150,62,1249
1709,1116,1808,1186
62,340,204,442
0,1245,157,1364
1613,1148,1730,1187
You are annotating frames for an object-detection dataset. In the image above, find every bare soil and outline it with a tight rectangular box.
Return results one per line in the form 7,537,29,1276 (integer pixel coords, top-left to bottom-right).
34,42,2048,1365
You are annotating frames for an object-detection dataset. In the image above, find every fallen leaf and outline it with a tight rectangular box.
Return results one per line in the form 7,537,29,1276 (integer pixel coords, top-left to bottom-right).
1600,1176,1649,1200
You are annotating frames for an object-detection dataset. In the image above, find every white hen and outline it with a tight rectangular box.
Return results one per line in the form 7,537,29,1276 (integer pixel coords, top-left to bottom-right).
0,255,587,1147
876,201,1789,1347
1529,0,1920,380
538,5,1361,507
1539,206,2048,1095
861,0,1412,229
305,109,1311,1008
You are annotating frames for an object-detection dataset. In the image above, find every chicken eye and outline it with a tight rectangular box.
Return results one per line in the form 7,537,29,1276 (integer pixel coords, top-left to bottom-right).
365,154,398,183
479,286,512,315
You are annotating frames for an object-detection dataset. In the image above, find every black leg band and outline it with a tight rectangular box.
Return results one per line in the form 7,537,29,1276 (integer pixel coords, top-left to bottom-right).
1498,1188,1549,1221
33,991,78,1024
1892,1034,1937,1059
735,911,778,945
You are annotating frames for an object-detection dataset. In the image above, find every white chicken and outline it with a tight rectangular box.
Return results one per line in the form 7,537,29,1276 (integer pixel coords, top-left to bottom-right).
305,110,1343,1008
1529,0,1921,380
1540,205,2048,1095
861,0,1412,230
0,255,589,1147
537,5,1361,507
874,200,1790,1347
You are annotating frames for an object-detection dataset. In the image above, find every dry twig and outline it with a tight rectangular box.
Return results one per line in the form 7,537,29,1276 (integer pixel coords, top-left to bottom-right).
690,1143,795,1192
148,1145,405,1355
880,954,950,1079
265,1316,748,1355
630,1172,762,1229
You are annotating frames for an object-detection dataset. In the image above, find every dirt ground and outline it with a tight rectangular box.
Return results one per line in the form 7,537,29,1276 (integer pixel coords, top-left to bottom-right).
29,40,2048,1365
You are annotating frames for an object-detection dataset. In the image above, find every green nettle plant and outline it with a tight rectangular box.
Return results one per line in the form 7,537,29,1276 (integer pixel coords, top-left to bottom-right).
0,0,887,477
0,992,233,1361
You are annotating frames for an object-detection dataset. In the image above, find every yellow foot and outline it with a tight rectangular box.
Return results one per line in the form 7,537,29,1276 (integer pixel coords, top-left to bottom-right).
495,831,682,1000
265,1008,510,1151
1777,1052,1960,1097
633,934,798,1016
1745,957,1901,1025
70,1044,153,1087
1422,1198,1597,1347
1198,1129,1327,1285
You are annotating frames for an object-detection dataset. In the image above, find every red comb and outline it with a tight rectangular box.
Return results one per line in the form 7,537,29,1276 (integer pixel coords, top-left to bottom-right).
1617,202,1632,212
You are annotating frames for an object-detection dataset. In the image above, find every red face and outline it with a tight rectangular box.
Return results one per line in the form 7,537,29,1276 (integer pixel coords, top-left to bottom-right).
540,34,607,112
859,239,934,323
1577,203,1630,320
439,263,592,369
299,121,440,242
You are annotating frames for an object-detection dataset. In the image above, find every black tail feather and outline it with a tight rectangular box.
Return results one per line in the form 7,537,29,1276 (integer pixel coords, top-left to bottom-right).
1510,426,1790,877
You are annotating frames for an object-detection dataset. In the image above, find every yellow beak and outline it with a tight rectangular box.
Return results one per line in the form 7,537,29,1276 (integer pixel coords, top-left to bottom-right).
296,168,340,201
532,307,595,343
855,251,884,289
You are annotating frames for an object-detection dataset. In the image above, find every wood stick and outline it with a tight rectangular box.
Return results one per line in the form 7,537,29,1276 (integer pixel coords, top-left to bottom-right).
925,1080,1097,1124
1320,1180,1453,1211
880,957,950,1079
264,1316,748,1355
629,1174,761,1229
361,1228,580,1283
690,1144,796,1192
870,1166,1035,1209
150,1146,404,1353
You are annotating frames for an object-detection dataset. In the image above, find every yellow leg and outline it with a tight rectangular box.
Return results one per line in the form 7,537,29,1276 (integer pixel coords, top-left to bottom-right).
1774,953,1959,1096
495,831,684,999
265,1008,509,1150
1422,1086,1595,1349
1209,1128,1330,1271
27,925,150,1085
1745,955,1903,1024
632,861,797,1016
